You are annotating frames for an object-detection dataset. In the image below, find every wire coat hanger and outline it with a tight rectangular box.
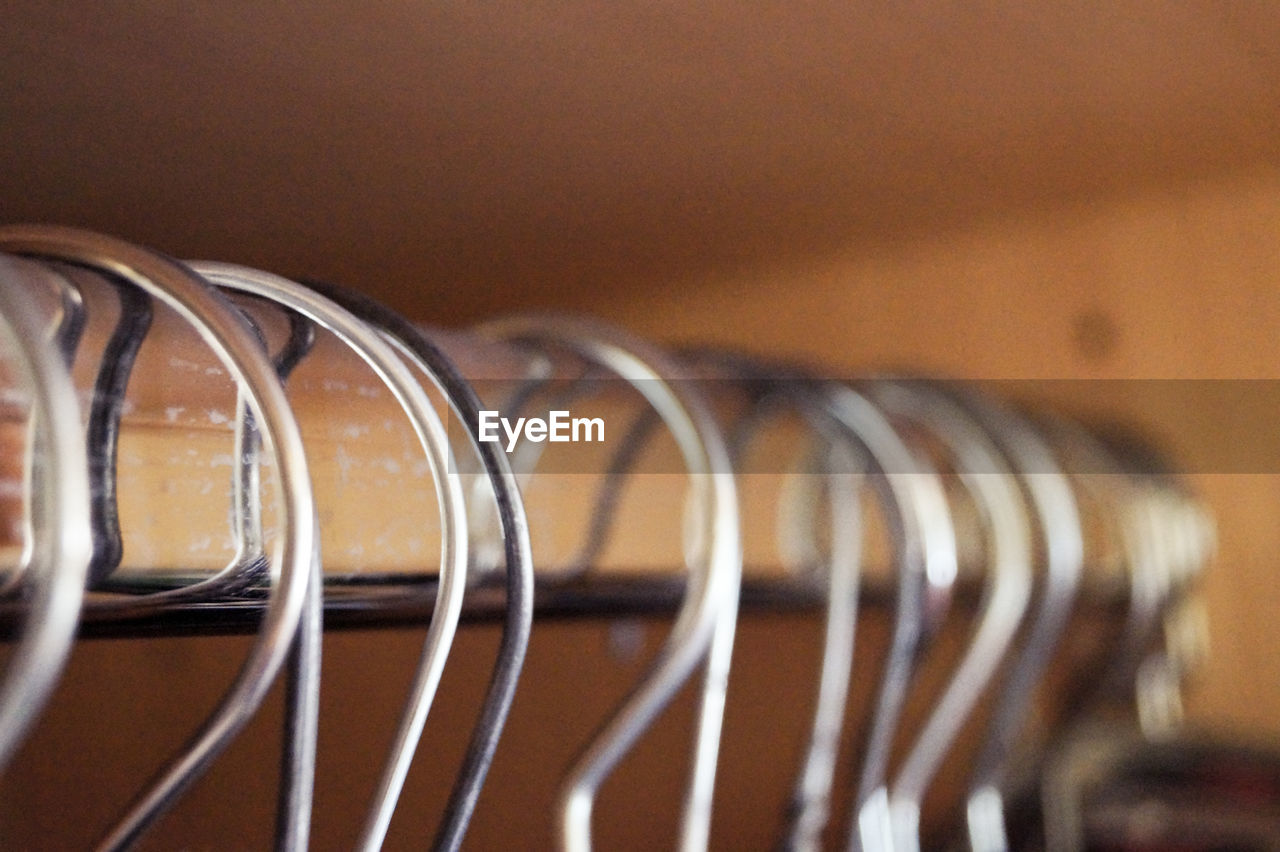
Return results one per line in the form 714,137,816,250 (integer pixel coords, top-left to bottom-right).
943,388,1083,852
222,297,322,849
1033,415,1164,726
0,255,93,775
711,365,867,852
307,281,535,852
480,315,741,852
661,351,871,852
0,227,318,851
861,378,1032,852
191,278,323,852
14,261,151,592
817,380,957,852
192,262,474,852
0,260,86,599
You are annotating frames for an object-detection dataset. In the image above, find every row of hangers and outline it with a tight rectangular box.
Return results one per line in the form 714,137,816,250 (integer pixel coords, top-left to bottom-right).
0,225,1215,850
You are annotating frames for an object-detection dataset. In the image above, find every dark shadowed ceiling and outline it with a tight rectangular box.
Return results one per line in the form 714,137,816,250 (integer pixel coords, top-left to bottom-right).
2,2,1278,319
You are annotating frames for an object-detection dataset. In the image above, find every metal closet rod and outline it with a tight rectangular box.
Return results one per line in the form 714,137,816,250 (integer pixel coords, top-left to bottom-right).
0,576,1133,640
0,250,1205,637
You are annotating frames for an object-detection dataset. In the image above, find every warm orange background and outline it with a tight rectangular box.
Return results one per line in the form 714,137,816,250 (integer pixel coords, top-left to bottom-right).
1,3,1278,848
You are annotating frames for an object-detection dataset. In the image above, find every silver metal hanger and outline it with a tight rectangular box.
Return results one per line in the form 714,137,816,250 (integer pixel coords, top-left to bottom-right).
781,431,862,852
1128,488,1213,738
68,267,318,850
1034,476,1200,852
596,359,957,851
816,380,957,852
0,226,317,851
306,281,534,852
706,362,869,852
515,350,867,851
862,378,1032,852
192,263,472,852
657,351,872,852
939,386,1083,852
0,260,86,598
2,260,146,594
1092,433,1212,738
0,255,93,775
1033,415,1164,726
480,315,741,852
181,272,319,852
785,376,948,852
